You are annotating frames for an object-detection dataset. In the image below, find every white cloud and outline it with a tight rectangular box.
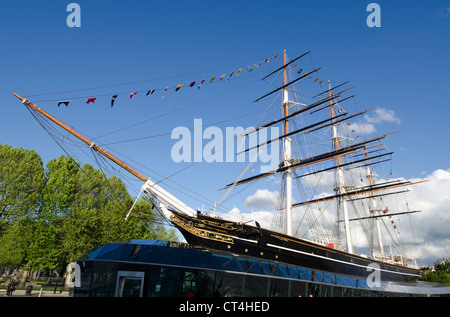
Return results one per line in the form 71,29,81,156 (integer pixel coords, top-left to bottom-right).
364,107,401,125
342,107,400,137
221,206,274,229
403,169,450,265
245,189,279,211
344,121,376,135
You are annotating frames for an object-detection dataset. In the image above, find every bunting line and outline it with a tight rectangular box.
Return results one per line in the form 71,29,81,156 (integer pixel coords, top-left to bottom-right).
28,52,327,107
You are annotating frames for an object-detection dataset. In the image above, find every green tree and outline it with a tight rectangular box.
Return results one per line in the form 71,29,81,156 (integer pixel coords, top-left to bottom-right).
124,198,179,241
43,155,79,216
0,218,30,267
61,162,178,261
423,258,450,286
23,156,78,273
0,146,179,273
0,144,46,267
0,144,46,225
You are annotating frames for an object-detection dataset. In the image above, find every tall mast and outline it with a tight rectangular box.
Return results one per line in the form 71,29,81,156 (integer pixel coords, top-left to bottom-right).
328,81,353,253
282,50,293,236
364,149,385,258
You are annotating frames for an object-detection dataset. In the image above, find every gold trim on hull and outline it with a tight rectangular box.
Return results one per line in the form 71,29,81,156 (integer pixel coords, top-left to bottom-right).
170,215,234,244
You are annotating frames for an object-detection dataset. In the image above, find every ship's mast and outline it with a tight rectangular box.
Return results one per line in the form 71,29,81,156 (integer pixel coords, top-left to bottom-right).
364,149,385,258
282,50,293,236
328,81,353,254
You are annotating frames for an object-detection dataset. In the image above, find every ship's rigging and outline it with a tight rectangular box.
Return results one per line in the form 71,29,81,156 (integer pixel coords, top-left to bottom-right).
14,49,423,269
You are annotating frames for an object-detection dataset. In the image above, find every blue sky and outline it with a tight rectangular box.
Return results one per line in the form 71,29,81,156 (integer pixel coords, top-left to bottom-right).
1,1,450,265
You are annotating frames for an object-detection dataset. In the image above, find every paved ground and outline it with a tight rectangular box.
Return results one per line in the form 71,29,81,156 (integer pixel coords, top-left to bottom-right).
0,288,70,297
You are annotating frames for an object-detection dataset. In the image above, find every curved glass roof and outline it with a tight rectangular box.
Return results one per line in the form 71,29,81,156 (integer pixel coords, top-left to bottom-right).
81,239,450,295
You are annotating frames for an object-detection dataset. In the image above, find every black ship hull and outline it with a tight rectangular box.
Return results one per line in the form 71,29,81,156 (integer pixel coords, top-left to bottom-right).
168,209,421,284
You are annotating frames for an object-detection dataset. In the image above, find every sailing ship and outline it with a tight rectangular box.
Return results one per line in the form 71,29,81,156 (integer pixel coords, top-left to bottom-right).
14,50,425,284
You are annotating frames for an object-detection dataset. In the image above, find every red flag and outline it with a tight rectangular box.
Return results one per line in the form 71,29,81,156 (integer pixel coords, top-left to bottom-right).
189,81,196,87
130,92,137,99
86,97,96,104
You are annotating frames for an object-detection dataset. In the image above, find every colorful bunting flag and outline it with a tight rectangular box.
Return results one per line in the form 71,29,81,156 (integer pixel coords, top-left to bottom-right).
53,53,278,108
111,95,117,107
58,101,70,107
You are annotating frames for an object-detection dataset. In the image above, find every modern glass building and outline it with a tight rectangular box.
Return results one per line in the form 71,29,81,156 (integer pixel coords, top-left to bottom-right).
68,240,450,297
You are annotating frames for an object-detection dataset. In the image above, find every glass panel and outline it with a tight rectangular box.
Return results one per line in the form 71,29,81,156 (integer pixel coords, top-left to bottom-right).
307,282,320,297
323,272,336,284
96,244,124,260
214,272,243,297
181,271,197,297
121,245,152,263
343,287,353,297
211,254,242,272
119,278,142,297
260,261,274,275
90,262,118,297
336,275,353,287
194,270,215,297
321,284,332,297
151,246,183,265
269,279,289,297
147,267,184,297
273,264,289,278
298,267,313,280
238,258,265,275
183,250,215,269
286,265,300,279
333,287,344,297
87,245,106,260
291,280,307,297
243,275,268,297
120,244,141,261
311,270,323,282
